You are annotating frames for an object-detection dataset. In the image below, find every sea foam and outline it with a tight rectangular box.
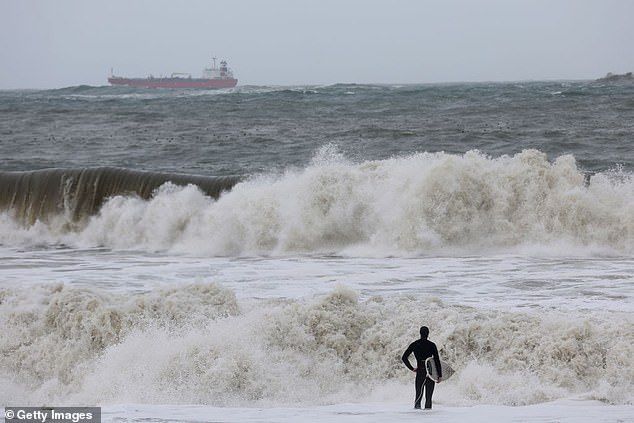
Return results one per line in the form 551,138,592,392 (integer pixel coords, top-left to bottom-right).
1,283,632,406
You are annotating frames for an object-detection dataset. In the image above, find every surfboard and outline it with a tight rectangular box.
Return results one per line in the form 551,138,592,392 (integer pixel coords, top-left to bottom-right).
424,357,455,382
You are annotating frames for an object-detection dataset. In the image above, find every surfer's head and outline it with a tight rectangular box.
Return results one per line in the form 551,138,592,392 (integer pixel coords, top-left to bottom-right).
419,326,429,339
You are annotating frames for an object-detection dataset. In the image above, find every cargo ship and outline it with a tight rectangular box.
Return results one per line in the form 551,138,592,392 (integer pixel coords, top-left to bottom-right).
108,58,237,89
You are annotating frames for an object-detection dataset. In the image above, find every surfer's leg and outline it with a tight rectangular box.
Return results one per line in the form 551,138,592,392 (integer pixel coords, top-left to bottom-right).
424,377,435,409
414,371,425,408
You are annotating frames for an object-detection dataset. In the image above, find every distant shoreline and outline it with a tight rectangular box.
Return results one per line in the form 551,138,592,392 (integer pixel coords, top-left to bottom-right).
596,72,633,82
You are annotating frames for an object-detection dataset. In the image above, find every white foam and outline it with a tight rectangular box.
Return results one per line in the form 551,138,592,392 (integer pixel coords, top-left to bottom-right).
1,283,632,407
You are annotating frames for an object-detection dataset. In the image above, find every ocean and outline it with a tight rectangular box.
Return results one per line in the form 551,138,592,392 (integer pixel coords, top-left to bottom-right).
0,81,633,422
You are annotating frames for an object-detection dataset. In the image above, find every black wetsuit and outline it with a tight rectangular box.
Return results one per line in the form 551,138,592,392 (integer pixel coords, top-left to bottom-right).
402,338,442,409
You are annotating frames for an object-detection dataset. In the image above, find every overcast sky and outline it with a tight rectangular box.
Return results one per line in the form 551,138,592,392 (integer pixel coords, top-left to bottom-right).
1,0,633,89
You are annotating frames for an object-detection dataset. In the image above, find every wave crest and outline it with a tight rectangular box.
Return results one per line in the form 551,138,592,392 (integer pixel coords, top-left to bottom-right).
2,150,633,255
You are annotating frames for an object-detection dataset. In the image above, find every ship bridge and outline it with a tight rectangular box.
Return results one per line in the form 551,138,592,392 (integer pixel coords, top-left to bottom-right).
202,58,234,80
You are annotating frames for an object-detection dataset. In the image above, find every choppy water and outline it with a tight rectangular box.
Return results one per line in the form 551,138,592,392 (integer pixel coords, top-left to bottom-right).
0,81,633,421
2,82,633,174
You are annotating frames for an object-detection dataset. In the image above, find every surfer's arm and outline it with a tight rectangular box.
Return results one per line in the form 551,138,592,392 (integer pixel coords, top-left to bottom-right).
401,345,416,372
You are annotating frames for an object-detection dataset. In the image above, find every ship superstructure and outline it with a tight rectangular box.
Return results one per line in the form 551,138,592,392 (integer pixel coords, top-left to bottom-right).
108,58,237,89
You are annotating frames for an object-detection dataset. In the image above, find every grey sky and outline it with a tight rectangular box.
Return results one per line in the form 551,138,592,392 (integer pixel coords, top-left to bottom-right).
1,0,633,89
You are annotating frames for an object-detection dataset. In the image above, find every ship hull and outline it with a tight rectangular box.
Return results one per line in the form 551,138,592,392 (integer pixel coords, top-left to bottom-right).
108,77,238,89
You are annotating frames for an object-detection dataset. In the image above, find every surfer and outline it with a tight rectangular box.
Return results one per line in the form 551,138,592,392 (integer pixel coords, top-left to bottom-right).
402,326,442,410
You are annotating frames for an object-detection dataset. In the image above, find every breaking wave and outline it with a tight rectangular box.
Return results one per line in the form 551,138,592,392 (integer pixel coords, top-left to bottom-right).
0,167,241,225
1,149,633,255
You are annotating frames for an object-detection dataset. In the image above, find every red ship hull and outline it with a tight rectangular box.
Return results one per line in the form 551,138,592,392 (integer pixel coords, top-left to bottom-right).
108,77,238,89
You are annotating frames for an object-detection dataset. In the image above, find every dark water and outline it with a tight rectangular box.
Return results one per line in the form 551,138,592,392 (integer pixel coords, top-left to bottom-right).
0,168,240,224
1,81,633,176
